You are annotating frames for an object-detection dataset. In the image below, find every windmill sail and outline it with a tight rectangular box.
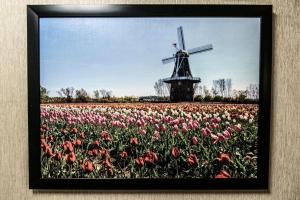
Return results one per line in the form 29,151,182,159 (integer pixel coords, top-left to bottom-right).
188,44,213,55
177,26,186,50
162,56,175,64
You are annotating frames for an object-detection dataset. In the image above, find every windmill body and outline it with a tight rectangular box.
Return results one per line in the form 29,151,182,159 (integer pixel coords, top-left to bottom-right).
161,26,213,102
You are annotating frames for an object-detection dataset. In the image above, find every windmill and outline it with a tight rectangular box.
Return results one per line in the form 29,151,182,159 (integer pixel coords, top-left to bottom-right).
161,26,213,102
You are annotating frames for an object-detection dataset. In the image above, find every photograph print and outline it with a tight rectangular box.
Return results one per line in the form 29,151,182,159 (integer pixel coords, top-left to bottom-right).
39,17,261,180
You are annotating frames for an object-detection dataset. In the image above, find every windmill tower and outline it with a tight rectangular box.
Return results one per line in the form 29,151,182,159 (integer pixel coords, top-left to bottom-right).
161,26,213,102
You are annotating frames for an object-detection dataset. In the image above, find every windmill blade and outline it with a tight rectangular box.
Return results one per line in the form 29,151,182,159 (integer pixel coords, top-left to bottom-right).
177,26,186,50
188,44,213,55
162,56,175,64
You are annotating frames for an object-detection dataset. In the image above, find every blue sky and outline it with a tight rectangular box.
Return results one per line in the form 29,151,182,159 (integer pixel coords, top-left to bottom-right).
40,17,260,97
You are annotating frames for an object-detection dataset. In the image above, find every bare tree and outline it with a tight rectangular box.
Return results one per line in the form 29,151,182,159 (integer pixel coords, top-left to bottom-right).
40,86,49,102
220,79,226,97
213,78,226,97
211,87,218,97
203,85,210,97
193,83,204,96
225,78,232,97
106,90,112,99
75,88,89,102
57,87,74,102
95,89,113,99
94,90,100,100
213,78,230,97
154,79,169,97
100,89,107,98
247,84,259,99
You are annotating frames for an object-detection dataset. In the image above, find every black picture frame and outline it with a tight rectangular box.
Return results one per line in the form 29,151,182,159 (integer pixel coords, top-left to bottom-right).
28,4,272,190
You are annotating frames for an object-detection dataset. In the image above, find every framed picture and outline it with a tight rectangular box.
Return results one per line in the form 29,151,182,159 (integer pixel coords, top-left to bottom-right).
28,4,272,190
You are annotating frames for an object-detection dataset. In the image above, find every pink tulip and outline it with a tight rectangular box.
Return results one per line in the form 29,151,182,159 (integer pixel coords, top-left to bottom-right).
192,136,198,145
182,126,188,134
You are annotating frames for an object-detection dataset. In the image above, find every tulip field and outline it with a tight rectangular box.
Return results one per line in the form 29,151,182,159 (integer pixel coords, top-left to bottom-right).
40,103,258,179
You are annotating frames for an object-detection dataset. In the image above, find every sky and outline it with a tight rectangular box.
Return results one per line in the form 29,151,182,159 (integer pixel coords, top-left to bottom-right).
40,17,260,97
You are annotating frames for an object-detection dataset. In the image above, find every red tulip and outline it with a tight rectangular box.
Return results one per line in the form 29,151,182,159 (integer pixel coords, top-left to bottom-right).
92,140,100,147
82,160,94,174
74,139,81,147
61,128,67,135
92,148,98,156
45,146,54,157
215,170,231,178
100,149,109,159
62,141,74,153
144,151,158,165
79,132,85,139
55,152,62,160
187,154,198,167
120,151,128,159
41,124,48,131
103,158,112,169
71,127,78,134
66,152,76,164
40,138,47,149
217,153,231,164
130,138,138,145
101,131,111,142
135,157,144,167
171,147,180,159
47,135,55,142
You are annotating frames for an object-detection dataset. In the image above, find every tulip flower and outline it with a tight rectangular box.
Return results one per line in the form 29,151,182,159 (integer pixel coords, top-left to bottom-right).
182,125,188,134
74,139,81,147
55,152,62,161
135,157,144,167
187,154,198,167
120,151,128,159
192,136,198,145
215,170,231,178
63,141,74,153
103,158,112,169
171,147,180,159
130,138,138,145
144,151,158,165
217,153,231,164
235,124,242,132
45,146,54,157
82,160,94,174
66,152,76,164
79,132,85,139
71,127,78,134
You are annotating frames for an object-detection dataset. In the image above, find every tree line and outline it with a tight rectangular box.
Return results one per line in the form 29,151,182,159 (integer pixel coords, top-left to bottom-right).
40,78,259,104
40,87,138,103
